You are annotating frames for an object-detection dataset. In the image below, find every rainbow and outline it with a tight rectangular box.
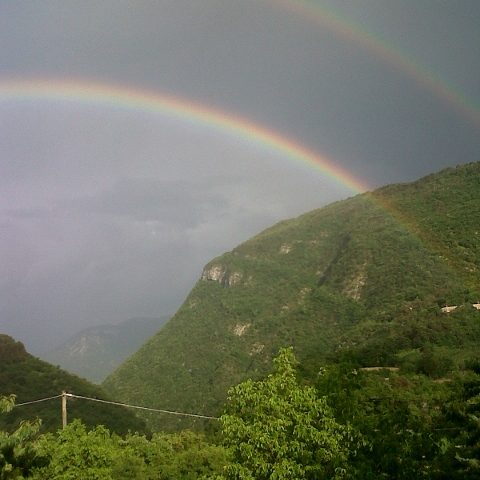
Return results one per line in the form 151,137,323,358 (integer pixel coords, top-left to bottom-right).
0,77,462,278
270,0,480,130
0,77,370,195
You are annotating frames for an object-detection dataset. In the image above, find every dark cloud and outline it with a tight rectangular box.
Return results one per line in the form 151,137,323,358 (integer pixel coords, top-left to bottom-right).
1,1,479,352
69,177,226,227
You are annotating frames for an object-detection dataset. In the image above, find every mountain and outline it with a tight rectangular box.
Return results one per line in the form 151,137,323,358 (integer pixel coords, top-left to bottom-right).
103,162,480,431
0,334,147,434
41,316,170,383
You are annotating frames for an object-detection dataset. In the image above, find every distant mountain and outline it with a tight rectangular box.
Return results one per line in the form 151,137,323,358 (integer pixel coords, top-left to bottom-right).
0,334,147,434
104,162,480,431
41,316,170,383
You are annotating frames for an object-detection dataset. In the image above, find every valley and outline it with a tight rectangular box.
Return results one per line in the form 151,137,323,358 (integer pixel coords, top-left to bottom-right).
2,162,480,478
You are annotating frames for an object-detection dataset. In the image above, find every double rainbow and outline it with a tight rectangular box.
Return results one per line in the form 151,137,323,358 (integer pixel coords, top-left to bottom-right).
2,3,478,194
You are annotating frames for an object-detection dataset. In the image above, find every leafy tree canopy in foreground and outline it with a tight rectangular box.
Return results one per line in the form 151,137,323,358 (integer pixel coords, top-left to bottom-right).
218,347,355,480
2,349,480,478
0,395,46,480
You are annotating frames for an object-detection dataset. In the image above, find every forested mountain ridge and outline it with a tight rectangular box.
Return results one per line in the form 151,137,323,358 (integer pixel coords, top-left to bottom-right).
41,316,170,383
0,334,147,434
104,162,480,431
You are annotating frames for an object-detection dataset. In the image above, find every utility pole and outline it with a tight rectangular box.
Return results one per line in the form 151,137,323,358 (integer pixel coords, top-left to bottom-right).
61,391,67,429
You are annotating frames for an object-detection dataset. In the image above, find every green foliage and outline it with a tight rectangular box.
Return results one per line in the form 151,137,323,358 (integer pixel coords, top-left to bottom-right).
0,398,15,416
315,365,458,479
33,421,119,479
0,335,146,435
31,420,227,480
338,306,480,374
3,350,480,478
434,365,480,479
219,348,350,479
104,162,480,432
0,396,46,480
123,430,228,479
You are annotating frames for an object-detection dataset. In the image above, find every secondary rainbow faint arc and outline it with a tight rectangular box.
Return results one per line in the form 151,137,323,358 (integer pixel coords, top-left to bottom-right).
271,0,480,130
0,78,371,194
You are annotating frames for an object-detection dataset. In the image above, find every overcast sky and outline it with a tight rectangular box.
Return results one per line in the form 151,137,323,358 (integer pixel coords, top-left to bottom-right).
1,1,480,353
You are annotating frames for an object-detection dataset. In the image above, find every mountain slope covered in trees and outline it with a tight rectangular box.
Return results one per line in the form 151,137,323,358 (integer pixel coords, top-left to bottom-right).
104,162,480,431
0,334,146,434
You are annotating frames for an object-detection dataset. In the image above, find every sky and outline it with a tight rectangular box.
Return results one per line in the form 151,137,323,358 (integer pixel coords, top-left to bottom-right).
1,1,479,353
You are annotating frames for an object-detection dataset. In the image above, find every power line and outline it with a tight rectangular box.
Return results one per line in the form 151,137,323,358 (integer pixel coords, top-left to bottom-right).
15,394,62,407
66,393,218,420
13,392,218,420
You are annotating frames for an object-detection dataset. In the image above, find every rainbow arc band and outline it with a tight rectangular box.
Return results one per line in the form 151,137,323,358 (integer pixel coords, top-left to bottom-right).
0,78,370,195
271,0,480,130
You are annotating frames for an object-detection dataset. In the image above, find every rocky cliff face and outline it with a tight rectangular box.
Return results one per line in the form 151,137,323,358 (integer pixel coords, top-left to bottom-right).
201,264,243,287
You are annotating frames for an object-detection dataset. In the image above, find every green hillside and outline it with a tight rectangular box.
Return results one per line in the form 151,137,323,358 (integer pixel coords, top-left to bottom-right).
0,334,147,434
104,162,480,431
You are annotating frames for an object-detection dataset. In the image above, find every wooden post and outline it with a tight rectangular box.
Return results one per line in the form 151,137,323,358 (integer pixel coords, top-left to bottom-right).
61,391,67,429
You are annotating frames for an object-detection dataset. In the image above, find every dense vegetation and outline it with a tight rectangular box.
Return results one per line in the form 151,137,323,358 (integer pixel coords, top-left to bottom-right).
104,162,480,431
2,162,479,477
0,335,146,435
1,348,479,478
218,348,353,479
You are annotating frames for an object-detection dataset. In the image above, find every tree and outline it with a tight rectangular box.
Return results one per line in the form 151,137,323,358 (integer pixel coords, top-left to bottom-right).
32,420,227,480
32,420,120,479
0,395,46,479
436,362,480,479
219,347,350,479
122,430,228,479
